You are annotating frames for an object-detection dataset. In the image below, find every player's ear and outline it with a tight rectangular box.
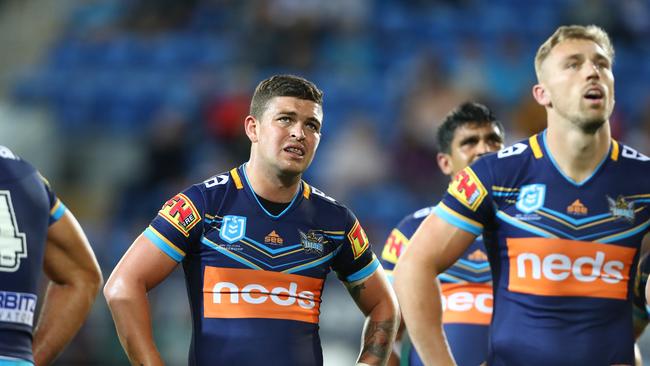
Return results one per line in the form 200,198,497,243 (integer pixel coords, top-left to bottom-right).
244,115,259,143
532,83,551,107
437,152,454,176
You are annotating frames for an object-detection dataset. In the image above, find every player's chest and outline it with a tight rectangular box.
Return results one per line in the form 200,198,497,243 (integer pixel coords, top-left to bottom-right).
196,209,343,276
493,176,650,245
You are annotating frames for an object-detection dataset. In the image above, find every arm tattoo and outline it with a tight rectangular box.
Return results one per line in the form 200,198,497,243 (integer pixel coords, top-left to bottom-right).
360,319,396,363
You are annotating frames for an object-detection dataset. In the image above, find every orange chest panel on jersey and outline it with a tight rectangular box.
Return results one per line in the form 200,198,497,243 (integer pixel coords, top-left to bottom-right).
507,238,636,300
202,266,324,324
440,283,493,325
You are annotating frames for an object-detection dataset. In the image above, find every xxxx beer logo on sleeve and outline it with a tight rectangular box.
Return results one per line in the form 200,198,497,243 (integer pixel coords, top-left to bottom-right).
507,238,636,300
448,167,487,211
159,193,200,237
381,229,408,264
348,220,370,259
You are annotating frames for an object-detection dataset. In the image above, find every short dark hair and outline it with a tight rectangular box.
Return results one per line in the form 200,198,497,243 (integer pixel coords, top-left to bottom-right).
436,102,504,154
250,74,324,118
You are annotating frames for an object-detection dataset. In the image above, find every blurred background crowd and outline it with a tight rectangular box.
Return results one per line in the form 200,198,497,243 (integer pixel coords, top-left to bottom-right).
1,0,650,364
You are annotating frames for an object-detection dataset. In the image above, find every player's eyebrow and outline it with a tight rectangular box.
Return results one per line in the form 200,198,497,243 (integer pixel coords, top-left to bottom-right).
486,132,504,142
458,135,479,145
276,110,322,126
562,53,584,63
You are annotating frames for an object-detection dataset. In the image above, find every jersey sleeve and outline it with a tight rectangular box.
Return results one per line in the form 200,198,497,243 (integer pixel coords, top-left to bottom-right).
144,185,205,262
40,173,66,225
380,208,432,283
331,209,380,283
434,158,496,236
380,226,409,276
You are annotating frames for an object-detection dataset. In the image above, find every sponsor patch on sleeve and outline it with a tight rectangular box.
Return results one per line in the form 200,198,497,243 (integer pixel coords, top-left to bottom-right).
348,220,370,260
381,229,409,264
158,193,201,237
448,167,487,211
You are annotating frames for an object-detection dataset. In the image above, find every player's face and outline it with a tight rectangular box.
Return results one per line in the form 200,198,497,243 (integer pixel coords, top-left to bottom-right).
438,123,504,176
254,96,322,177
536,39,615,133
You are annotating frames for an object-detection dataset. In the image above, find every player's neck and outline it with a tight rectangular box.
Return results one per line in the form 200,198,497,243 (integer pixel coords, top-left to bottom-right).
545,121,611,183
244,162,302,203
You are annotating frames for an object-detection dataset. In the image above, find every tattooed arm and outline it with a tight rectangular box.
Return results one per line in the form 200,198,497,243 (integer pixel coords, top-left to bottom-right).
346,266,400,366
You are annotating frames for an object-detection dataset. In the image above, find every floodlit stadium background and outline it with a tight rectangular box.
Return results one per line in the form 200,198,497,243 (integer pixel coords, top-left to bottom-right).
1,0,650,364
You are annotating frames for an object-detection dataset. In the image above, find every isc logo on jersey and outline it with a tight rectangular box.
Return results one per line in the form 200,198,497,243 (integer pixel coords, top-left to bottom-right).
507,238,636,300
440,283,492,325
448,167,487,211
203,267,324,324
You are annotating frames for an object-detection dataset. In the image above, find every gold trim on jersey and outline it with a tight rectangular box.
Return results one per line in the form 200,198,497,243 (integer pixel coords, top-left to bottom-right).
322,230,345,235
536,206,646,231
627,194,650,199
240,239,303,258
529,135,543,159
611,140,620,161
50,199,62,216
597,217,650,243
303,182,311,199
147,226,186,257
437,202,484,230
230,168,243,189
205,213,222,220
492,186,520,192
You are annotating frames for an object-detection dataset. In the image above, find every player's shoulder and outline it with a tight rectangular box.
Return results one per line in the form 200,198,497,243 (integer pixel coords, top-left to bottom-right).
463,135,538,185
614,140,650,167
305,183,348,211
483,135,538,166
303,183,363,230
394,206,434,235
0,145,38,183
193,167,244,200
402,206,434,226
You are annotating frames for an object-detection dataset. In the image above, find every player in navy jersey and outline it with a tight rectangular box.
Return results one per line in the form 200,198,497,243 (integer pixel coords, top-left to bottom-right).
0,146,102,365
380,102,504,366
104,74,399,366
394,25,650,365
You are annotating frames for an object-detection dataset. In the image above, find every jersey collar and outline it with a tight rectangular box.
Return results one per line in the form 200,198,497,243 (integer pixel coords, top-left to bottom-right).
237,163,305,219
533,130,617,187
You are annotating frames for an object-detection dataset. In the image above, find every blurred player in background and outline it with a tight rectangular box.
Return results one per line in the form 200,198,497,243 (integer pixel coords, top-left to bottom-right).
104,74,399,366
395,24,650,365
380,102,504,366
0,145,102,366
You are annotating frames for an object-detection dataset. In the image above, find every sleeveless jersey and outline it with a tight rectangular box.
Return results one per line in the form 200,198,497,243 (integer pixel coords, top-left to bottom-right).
436,131,650,365
146,164,379,366
0,146,66,363
381,206,491,366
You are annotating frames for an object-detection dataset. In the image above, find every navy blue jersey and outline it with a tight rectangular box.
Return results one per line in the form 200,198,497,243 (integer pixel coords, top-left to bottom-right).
436,132,650,365
145,164,379,366
381,206,491,366
0,146,66,363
